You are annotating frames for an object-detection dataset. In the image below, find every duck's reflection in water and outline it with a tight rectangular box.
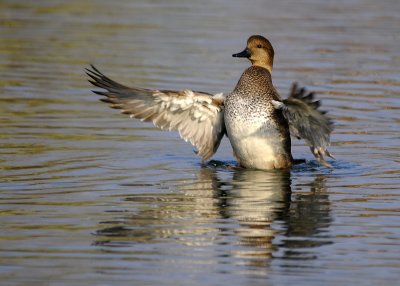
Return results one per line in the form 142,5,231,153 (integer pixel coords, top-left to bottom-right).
217,169,292,265
94,166,332,268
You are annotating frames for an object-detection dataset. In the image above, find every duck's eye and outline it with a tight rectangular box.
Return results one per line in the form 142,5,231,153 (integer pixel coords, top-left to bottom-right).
257,44,262,48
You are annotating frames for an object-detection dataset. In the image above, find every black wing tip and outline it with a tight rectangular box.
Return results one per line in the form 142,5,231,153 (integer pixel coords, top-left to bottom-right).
311,100,321,109
86,64,121,94
289,82,329,114
86,64,101,74
288,82,335,126
91,89,106,96
86,64,108,98
99,98,111,103
85,64,99,75
86,64,102,85
86,65,107,85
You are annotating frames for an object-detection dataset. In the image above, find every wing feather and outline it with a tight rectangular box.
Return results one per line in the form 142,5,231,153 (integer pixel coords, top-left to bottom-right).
86,65,225,160
273,83,334,167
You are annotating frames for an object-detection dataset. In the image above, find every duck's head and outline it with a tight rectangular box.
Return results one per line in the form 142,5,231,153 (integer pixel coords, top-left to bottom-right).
233,35,274,73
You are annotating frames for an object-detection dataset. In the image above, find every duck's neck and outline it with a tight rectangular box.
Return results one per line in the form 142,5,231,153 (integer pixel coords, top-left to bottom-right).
251,61,273,74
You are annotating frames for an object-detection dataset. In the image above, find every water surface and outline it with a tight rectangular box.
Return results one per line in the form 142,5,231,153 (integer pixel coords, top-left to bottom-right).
1,0,400,285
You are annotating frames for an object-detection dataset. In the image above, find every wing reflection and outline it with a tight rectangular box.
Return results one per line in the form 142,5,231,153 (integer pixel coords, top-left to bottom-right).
278,175,333,261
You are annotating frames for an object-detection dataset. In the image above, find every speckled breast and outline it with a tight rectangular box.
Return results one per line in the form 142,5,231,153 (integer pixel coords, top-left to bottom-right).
224,67,293,169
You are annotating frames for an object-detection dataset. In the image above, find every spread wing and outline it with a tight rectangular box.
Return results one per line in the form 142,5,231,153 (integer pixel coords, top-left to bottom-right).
272,83,334,167
86,65,225,160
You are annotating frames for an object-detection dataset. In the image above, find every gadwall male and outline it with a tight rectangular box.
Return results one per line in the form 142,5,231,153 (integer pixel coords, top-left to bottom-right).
87,35,334,170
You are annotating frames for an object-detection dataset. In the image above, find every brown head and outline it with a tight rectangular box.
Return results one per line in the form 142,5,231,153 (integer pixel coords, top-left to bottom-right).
232,35,274,73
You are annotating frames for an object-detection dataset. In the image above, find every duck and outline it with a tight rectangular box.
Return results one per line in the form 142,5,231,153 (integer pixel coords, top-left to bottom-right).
87,35,334,170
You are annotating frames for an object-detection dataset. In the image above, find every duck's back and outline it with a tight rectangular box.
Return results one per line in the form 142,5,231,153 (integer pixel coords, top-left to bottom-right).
224,66,293,169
